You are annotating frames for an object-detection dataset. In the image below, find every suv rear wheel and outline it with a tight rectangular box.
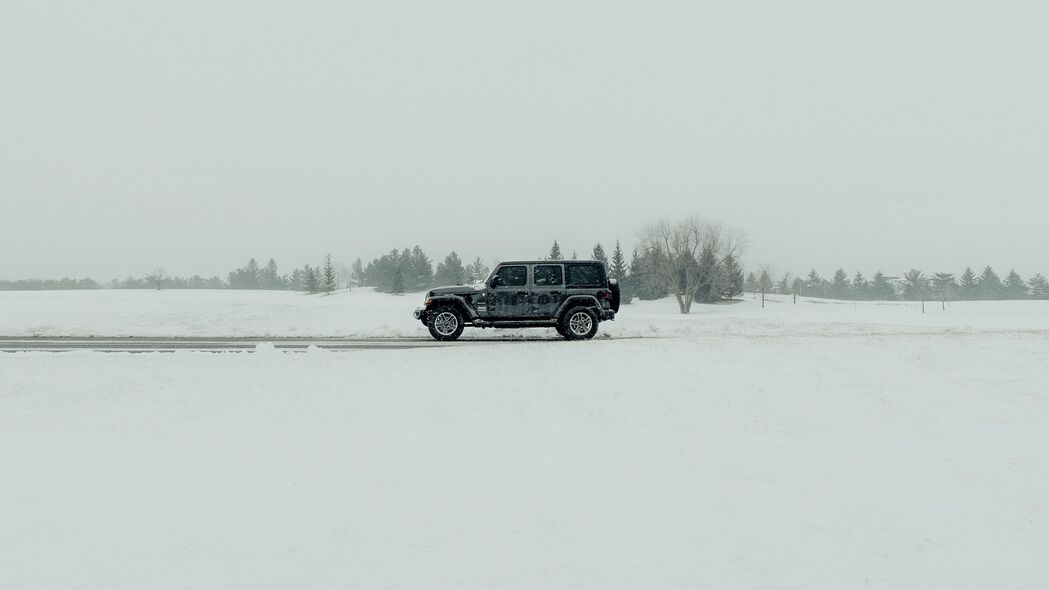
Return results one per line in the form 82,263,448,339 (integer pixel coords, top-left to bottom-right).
561,306,598,340
428,306,465,341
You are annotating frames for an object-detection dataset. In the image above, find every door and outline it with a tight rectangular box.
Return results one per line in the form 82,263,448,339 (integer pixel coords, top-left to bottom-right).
531,264,564,318
486,264,530,318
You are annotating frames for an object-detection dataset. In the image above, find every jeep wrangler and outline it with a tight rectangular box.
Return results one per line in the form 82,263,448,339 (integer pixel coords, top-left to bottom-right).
413,260,620,341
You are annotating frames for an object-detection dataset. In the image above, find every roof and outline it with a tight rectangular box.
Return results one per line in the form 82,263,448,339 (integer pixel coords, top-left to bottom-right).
497,260,606,265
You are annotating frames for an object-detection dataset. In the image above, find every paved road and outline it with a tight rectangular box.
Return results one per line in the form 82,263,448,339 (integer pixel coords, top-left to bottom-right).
0,336,576,353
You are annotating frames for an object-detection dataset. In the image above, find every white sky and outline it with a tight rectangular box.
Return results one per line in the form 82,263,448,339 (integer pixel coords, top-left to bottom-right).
2,1,1047,280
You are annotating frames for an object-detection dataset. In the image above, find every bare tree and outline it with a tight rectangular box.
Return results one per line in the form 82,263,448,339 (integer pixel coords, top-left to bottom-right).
146,268,166,290
638,217,744,314
931,272,956,310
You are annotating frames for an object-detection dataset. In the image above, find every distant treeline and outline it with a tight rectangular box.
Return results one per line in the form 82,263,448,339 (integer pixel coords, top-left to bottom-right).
745,267,1049,301
0,278,102,290
0,256,340,293
4,228,1047,306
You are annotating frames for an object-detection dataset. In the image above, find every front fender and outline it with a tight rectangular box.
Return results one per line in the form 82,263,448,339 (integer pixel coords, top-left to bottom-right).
428,295,479,320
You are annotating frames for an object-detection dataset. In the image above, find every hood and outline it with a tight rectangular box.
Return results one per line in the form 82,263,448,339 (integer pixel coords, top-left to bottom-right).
429,284,484,296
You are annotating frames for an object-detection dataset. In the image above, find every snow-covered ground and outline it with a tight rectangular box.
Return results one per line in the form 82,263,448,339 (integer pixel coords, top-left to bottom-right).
2,291,1048,588
3,287,1049,338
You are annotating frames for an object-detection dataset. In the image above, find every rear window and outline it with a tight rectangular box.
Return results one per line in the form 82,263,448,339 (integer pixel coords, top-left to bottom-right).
565,263,605,287
533,265,563,286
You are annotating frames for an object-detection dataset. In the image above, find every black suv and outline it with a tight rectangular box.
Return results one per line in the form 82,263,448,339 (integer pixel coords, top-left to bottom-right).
414,260,620,341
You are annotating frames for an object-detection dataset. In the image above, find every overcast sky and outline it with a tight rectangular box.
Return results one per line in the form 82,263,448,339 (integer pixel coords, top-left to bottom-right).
2,1,1047,280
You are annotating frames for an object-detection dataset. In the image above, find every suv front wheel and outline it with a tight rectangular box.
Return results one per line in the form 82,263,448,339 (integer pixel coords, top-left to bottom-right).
427,306,465,341
561,306,598,340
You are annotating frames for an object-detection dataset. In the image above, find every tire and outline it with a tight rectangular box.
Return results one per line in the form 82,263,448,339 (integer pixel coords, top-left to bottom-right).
427,306,465,341
561,306,598,340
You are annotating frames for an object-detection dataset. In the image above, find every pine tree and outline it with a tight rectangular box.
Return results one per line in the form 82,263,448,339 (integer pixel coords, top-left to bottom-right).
694,245,722,303
1004,269,1027,299
721,255,745,299
829,269,850,299
288,268,304,291
303,266,319,294
548,241,563,260
591,243,608,265
407,246,434,291
467,257,491,282
758,269,772,293
958,267,979,300
321,254,337,294
1028,274,1049,300
433,251,467,286
350,258,366,287
245,258,260,289
901,269,928,301
745,272,758,293
390,268,405,295
261,259,281,289
869,271,896,300
609,241,628,283
365,249,401,292
851,271,869,300
622,248,640,303
631,247,667,300
931,272,956,304
805,269,824,297
979,266,1003,300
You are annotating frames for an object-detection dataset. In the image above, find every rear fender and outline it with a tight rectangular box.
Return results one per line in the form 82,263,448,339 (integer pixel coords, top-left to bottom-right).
555,296,602,321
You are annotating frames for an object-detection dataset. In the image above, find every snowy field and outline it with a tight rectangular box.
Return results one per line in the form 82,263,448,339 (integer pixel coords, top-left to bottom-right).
4,287,1049,338
2,290,1049,588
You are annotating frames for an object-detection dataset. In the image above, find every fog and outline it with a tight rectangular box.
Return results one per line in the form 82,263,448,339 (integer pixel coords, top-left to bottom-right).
2,1,1047,280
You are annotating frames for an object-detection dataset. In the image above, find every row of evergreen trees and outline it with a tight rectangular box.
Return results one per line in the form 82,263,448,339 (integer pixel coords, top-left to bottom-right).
352,248,490,294
745,266,1049,301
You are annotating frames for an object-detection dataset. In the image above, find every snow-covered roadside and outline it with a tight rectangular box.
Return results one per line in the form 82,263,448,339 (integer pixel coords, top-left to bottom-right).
3,288,1049,339
2,330,1048,588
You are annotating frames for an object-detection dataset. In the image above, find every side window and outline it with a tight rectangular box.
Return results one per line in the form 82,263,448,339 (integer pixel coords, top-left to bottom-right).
533,265,563,286
565,263,605,287
494,265,527,287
